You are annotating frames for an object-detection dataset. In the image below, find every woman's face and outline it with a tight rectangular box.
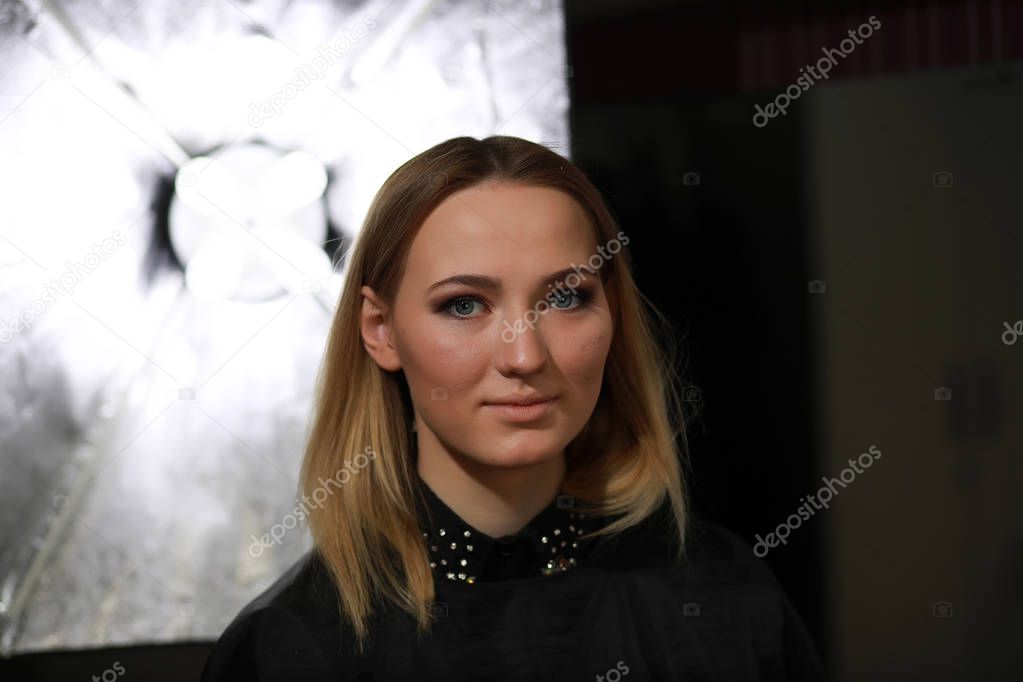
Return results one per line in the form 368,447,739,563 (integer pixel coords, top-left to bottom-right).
361,181,613,469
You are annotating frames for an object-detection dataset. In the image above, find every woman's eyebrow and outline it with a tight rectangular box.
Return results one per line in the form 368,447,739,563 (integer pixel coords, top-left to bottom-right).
427,274,500,292
426,267,584,293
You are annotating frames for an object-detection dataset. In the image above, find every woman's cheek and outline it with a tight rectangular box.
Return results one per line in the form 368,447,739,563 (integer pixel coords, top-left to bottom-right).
559,338,610,388
412,343,487,404
565,322,611,360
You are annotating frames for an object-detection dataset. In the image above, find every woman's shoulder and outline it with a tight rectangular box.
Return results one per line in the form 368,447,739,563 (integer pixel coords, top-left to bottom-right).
680,516,826,680
588,502,763,578
600,501,789,585
683,515,776,584
591,506,824,673
199,551,342,681
613,504,804,598
229,550,338,625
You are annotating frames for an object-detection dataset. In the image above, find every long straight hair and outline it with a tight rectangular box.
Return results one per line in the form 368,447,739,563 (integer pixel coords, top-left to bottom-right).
300,135,690,654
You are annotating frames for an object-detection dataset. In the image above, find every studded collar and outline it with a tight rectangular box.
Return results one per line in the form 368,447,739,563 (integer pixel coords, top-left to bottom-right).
413,475,599,585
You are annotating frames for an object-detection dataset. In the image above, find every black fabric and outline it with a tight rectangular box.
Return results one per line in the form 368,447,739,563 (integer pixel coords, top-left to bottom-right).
411,473,606,584
200,475,826,681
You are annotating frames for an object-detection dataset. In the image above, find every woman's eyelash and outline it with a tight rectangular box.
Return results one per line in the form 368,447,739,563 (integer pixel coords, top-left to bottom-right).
438,290,593,318
439,295,488,317
551,289,592,308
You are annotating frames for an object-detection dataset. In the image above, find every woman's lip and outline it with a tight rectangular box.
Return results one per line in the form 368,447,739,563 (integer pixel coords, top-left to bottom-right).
484,397,554,406
482,397,557,421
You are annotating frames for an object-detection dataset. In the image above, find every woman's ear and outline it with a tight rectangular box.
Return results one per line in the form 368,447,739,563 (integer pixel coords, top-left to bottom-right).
360,285,402,371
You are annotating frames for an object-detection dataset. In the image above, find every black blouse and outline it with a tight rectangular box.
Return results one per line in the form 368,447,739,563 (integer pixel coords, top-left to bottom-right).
200,475,825,681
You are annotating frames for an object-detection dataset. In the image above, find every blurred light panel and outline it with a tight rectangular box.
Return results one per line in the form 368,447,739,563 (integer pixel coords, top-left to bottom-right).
0,0,570,652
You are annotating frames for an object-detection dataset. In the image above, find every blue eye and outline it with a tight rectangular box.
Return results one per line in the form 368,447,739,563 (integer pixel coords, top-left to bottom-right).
549,289,590,310
443,296,484,318
438,289,593,319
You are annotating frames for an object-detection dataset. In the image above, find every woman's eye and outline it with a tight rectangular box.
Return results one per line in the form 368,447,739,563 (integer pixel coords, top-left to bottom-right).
549,289,590,310
440,290,592,319
444,296,484,318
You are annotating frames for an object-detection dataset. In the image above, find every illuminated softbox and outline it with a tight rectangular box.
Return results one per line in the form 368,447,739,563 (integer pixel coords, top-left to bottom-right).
0,0,570,653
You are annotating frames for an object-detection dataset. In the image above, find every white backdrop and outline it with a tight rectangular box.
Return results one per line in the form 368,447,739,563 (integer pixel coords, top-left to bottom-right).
0,0,571,652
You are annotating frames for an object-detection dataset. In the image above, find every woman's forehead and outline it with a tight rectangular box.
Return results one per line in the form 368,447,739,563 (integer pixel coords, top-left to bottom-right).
406,183,597,271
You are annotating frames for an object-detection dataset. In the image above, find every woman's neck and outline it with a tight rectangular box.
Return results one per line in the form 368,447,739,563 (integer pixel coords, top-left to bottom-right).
414,426,566,539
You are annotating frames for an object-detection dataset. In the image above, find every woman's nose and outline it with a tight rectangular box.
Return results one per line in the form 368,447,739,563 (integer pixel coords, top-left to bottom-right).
494,309,549,374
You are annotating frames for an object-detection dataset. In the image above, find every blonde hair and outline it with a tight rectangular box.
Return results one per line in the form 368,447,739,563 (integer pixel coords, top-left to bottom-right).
300,135,690,654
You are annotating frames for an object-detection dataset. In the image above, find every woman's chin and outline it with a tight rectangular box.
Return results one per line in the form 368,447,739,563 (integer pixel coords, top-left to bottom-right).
466,434,568,469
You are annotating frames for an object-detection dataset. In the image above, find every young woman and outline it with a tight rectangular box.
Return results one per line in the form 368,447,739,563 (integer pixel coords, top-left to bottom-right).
200,135,825,681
